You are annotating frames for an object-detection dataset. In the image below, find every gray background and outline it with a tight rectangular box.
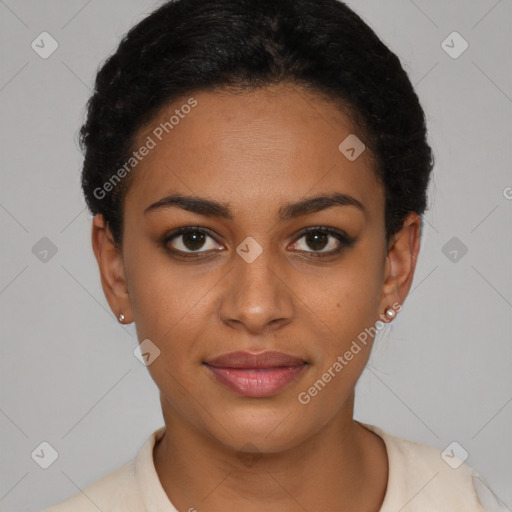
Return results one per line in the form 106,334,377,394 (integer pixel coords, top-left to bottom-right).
0,0,511,510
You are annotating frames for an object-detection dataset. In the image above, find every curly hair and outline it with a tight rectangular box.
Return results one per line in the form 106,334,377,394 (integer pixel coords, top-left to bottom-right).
80,0,434,247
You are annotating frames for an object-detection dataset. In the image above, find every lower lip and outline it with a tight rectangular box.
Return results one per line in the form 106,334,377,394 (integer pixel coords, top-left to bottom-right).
205,365,306,397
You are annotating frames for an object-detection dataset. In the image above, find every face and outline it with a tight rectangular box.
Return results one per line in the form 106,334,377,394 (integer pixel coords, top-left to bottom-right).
93,84,420,453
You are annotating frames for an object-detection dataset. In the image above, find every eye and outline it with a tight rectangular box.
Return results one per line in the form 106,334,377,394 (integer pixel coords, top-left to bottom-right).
162,225,355,260
289,227,355,258
162,227,223,258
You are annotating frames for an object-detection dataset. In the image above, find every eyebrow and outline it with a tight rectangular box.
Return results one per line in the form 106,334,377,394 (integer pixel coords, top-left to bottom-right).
144,192,367,221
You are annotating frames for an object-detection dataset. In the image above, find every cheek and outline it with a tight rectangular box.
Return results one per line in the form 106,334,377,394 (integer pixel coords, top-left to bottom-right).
294,270,380,417
131,273,210,346
295,248,384,400
300,258,383,340
124,241,209,345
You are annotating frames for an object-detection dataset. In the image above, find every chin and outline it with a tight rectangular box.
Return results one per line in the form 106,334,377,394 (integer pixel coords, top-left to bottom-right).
202,404,313,454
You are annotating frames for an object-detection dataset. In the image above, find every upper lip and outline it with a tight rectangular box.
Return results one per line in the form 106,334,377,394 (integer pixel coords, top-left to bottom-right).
204,351,307,369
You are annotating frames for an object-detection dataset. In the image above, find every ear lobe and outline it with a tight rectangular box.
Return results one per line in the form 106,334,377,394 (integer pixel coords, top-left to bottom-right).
91,214,133,323
380,212,422,308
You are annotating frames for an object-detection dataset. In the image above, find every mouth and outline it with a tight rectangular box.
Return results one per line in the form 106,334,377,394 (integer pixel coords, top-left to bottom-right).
203,351,308,398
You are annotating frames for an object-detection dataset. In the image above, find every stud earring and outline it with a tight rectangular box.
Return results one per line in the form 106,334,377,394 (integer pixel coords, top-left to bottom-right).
118,313,125,323
384,307,396,320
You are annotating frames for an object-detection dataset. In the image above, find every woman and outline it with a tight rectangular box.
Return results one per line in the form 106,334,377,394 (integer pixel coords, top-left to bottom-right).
45,0,504,510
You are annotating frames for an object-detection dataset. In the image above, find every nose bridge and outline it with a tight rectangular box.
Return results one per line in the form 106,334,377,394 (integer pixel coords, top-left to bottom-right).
219,237,294,333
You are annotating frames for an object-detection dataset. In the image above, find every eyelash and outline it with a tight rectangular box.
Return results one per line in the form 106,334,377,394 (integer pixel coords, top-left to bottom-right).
162,226,355,260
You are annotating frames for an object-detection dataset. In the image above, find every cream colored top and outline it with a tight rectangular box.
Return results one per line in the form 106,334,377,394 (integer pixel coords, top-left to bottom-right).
44,423,507,511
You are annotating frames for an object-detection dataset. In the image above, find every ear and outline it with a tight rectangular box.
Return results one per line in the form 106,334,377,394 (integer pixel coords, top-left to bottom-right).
379,212,422,320
91,213,133,323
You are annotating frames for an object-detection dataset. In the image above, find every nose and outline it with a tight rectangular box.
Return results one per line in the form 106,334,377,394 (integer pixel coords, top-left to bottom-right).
218,245,294,335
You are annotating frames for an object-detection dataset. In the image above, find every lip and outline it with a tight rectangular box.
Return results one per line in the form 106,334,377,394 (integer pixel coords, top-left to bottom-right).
204,351,308,397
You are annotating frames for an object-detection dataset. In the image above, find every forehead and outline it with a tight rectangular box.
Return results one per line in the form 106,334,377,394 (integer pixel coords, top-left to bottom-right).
124,85,383,221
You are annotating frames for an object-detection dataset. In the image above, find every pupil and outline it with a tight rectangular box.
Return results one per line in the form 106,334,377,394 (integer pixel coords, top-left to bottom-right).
183,231,205,251
307,232,327,251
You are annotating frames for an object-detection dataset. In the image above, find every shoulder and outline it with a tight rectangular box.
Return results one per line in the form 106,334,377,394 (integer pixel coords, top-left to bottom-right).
360,422,507,512
43,459,144,512
43,427,169,512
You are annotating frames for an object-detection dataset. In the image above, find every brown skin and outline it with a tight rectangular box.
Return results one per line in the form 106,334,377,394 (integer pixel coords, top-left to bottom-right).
92,84,421,511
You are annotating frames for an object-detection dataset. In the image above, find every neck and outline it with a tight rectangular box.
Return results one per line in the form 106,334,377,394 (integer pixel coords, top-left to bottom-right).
153,392,388,512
